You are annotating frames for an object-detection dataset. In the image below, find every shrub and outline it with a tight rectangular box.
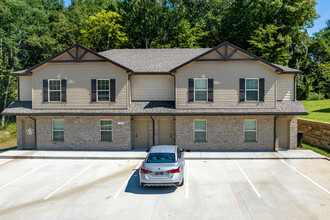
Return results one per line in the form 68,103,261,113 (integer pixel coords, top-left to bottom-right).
306,92,325,100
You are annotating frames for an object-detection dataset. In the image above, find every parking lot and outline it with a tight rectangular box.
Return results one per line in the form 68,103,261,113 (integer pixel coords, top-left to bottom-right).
0,157,329,220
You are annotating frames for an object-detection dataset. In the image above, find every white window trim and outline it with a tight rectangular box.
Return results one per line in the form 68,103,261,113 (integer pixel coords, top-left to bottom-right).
100,119,113,142
97,79,110,102
52,119,64,141
193,119,207,142
245,78,259,102
244,119,257,142
48,79,61,102
194,78,208,102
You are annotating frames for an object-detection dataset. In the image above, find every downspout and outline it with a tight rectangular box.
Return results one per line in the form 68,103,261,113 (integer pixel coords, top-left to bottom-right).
150,116,155,146
273,115,279,151
293,74,297,101
28,115,37,149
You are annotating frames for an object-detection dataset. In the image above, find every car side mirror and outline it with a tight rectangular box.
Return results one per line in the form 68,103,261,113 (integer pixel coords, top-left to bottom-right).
180,149,185,153
146,149,149,152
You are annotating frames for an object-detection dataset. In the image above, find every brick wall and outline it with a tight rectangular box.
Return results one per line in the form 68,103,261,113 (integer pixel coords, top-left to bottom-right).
298,119,330,149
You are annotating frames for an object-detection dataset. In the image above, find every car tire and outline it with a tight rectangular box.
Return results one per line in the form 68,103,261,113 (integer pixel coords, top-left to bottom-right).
179,178,184,186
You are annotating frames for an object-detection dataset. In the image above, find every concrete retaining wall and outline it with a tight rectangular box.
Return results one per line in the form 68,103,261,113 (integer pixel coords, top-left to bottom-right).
298,119,330,149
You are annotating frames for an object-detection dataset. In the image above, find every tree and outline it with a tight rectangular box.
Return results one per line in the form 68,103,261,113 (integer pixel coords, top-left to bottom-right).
248,24,292,65
79,10,127,51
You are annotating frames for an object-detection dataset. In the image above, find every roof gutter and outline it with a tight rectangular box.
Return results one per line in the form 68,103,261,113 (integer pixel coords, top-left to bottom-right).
151,116,155,147
274,115,279,151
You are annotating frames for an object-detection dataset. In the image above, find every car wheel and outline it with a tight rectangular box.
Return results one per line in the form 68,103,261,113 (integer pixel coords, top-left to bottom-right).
179,178,184,186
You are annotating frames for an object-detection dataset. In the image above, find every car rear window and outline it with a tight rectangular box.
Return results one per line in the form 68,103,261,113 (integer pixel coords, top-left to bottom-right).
146,153,176,163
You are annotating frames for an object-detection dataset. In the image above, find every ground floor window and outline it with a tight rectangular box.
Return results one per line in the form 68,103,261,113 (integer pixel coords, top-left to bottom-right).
101,120,112,141
194,120,207,142
244,120,257,142
52,120,64,141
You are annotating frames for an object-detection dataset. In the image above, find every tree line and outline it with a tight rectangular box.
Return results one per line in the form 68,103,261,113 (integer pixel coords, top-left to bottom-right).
0,0,329,126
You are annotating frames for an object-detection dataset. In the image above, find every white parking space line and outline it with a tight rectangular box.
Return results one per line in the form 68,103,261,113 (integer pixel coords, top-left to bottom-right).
113,160,142,200
44,161,96,200
234,160,261,198
185,160,189,199
0,161,50,191
281,159,330,194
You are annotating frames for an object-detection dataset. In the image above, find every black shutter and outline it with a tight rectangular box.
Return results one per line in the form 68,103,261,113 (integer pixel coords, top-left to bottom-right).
239,78,245,102
110,79,116,102
61,79,67,102
43,79,48,102
188,78,194,102
91,79,96,102
208,78,214,102
259,78,265,102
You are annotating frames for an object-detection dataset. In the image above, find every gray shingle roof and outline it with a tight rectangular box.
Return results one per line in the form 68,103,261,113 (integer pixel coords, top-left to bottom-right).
98,48,210,73
11,43,303,75
98,48,302,73
1,101,308,116
272,64,303,73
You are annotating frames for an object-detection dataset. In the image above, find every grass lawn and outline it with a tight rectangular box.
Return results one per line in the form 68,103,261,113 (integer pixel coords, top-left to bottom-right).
298,141,330,158
299,99,330,123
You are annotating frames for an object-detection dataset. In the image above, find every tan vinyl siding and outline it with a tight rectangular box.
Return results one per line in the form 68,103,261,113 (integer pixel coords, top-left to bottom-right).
32,62,128,109
131,75,174,101
19,76,32,101
277,74,294,101
176,61,276,108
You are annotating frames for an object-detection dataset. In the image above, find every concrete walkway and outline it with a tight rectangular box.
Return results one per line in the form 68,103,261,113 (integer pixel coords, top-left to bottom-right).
0,149,327,160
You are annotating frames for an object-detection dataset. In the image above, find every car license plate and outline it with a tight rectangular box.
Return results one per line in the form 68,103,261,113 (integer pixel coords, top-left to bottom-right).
155,172,163,176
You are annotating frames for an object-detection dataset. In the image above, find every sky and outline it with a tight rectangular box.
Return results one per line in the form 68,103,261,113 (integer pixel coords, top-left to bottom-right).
63,0,329,36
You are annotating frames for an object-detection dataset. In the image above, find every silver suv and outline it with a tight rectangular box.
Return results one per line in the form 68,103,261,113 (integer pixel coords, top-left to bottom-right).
139,145,184,187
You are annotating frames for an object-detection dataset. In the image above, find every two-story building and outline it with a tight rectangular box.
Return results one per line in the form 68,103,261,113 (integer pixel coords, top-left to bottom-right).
2,42,308,151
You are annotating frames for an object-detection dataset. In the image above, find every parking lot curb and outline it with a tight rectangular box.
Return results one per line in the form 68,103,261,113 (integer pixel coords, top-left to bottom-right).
0,155,327,160
0,156,146,160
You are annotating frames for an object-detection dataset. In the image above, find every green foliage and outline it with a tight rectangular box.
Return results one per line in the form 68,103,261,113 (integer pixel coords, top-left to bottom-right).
80,10,127,51
306,92,325,100
0,117,17,135
297,21,330,100
248,24,292,65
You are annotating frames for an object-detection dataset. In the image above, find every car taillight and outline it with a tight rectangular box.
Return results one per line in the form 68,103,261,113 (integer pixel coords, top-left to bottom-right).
140,168,152,174
168,167,180,173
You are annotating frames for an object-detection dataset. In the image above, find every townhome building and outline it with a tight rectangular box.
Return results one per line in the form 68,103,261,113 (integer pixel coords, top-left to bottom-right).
2,42,308,151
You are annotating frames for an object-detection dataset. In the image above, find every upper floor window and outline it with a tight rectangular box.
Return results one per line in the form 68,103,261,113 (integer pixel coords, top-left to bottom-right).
49,79,61,102
53,119,64,141
194,78,208,101
194,120,207,142
244,120,257,142
246,79,258,101
97,79,110,102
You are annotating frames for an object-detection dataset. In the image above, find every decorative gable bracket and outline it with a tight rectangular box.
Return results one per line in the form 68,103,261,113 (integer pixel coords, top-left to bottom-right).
49,45,108,63
196,44,257,62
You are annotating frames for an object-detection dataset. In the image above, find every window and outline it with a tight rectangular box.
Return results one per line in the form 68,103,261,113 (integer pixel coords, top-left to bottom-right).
49,79,61,102
146,153,176,163
194,78,208,101
194,120,207,142
101,120,112,141
53,120,64,141
97,79,110,102
244,120,257,142
245,79,259,101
